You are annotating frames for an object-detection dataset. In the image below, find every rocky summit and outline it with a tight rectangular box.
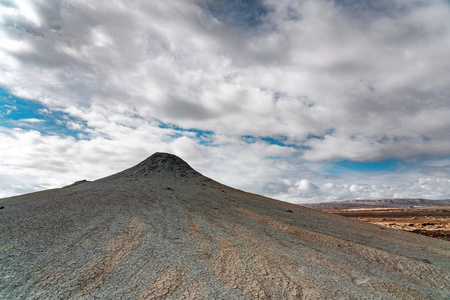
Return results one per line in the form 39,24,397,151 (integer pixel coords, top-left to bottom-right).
1,153,449,299
115,152,201,179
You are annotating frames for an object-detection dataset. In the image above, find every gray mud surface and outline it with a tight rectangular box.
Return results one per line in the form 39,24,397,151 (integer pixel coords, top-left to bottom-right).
1,153,449,299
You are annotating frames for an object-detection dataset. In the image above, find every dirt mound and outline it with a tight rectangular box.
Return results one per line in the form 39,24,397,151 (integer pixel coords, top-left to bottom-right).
112,152,200,179
1,153,449,299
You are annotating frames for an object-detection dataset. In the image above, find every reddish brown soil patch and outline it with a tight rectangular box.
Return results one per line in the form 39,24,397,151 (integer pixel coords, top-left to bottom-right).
324,206,450,241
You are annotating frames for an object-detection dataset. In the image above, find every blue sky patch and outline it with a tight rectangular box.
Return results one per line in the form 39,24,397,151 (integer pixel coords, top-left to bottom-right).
158,122,215,146
0,88,89,139
241,135,302,149
327,159,414,176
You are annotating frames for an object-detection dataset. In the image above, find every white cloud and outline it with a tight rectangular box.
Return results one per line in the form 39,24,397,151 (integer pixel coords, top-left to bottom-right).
15,0,41,26
277,177,450,204
4,105,17,115
420,165,450,177
0,124,307,198
65,120,83,131
1,0,449,148
0,0,449,201
18,118,44,123
37,108,51,114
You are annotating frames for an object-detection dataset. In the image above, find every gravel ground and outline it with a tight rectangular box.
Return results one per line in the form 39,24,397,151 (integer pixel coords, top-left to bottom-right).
1,153,449,299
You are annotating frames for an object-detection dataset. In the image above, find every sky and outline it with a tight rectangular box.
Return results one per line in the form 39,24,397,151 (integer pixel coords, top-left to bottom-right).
0,0,449,203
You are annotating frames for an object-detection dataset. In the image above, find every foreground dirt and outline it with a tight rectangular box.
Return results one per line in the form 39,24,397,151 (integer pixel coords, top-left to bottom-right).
1,153,450,299
324,206,450,241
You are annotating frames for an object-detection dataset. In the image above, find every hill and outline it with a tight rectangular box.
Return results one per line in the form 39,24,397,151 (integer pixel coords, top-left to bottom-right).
1,153,449,299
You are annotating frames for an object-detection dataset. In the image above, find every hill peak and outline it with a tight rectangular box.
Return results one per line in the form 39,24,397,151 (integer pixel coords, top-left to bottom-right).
118,152,200,178
3,152,450,299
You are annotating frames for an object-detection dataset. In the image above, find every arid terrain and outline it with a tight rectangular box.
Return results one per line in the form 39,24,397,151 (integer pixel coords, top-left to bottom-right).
305,199,450,241
1,153,449,299
305,198,450,210
322,206,450,241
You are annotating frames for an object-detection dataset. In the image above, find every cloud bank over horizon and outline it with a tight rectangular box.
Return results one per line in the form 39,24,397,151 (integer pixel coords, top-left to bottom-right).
1,0,449,202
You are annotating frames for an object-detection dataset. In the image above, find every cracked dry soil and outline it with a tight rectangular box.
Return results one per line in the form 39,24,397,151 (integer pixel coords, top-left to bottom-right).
1,153,449,299
324,206,450,241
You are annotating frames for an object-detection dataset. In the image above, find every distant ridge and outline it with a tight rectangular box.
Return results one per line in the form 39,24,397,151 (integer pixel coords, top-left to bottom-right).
305,198,450,210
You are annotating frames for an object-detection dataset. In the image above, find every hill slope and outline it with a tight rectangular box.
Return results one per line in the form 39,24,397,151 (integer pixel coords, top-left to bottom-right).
1,153,449,299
